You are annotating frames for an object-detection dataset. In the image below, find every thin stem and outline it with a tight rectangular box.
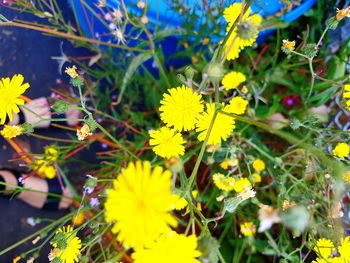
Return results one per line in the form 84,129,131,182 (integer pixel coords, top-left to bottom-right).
0,21,147,52
185,110,218,193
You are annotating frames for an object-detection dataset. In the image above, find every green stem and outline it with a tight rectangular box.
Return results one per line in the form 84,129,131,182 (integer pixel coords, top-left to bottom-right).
185,110,218,193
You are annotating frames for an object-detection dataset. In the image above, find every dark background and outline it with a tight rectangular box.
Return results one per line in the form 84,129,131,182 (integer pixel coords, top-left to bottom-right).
0,2,87,262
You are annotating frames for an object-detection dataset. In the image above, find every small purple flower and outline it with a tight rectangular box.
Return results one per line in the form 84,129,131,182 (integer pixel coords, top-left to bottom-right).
84,186,95,195
90,197,100,207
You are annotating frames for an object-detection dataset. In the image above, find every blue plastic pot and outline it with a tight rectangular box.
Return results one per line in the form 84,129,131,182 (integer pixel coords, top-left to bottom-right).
69,0,316,68
69,0,316,40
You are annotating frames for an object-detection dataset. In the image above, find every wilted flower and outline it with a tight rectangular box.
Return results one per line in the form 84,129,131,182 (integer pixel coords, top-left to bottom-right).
64,65,79,79
258,204,280,232
77,124,92,141
336,7,350,21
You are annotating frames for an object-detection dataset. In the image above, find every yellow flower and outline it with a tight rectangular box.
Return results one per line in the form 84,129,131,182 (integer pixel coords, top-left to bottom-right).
227,96,248,115
65,65,79,79
76,124,92,141
338,236,350,261
132,231,201,263
0,125,23,139
213,173,235,192
51,225,82,263
35,160,56,179
159,85,204,131
282,39,296,52
342,84,350,110
336,7,350,21
223,3,262,60
196,103,235,145
332,142,350,158
104,161,177,248
240,222,256,236
233,177,251,193
253,159,266,171
0,74,30,125
343,171,350,184
72,212,85,226
149,127,186,159
251,173,261,183
44,145,59,162
172,190,198,210
222,72,246,90
13,256,21,263
313,238,334,259
220,159,238,170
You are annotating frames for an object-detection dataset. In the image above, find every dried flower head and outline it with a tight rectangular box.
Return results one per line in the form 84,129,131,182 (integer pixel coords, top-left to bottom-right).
336,7,350,21
64,65,79,79
77,124,92,141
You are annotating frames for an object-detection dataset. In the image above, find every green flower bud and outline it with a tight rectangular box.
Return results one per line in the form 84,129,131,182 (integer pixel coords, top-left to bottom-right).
70,75,84,87
51,100,69,114
326,16,339,30
301,43,318,59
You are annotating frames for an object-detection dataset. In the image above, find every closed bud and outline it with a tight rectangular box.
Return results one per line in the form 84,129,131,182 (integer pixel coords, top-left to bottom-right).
204,62,225,83
176,73,186,84
51,100,69,114
301,43,318,59
185,66,194,80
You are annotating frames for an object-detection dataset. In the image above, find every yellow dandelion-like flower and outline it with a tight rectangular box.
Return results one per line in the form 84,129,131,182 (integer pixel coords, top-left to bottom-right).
336,7,350,21
159,85,204,131
213,173,235,192
313,238,334,259
172,190,198,210
149,127,186,159
333,142,350,159
240,222,256,237
44,145,59,162
343,171,350,184
227,96,248,115
196,103,235,145
72,212,85,226
338,236,350,261
251,173,261,183
0,125,23,139
342,84,350,110
132,231,201,263
104,161,177,248
223,3,262,61
222,71,246,90
253,159,266,171
65,65,79,79
35,160,57,179
51,225,82,263
0,74,30,125
282,39,296,52
220,159,238,170
233,177,251,193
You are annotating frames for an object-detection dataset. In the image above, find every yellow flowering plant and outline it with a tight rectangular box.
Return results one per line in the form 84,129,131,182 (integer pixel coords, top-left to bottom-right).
1,1,350,263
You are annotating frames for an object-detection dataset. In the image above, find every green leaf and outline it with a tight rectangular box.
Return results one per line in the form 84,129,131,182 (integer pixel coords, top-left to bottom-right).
0,14,9,22
117,53,152,103
309,86,338,106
